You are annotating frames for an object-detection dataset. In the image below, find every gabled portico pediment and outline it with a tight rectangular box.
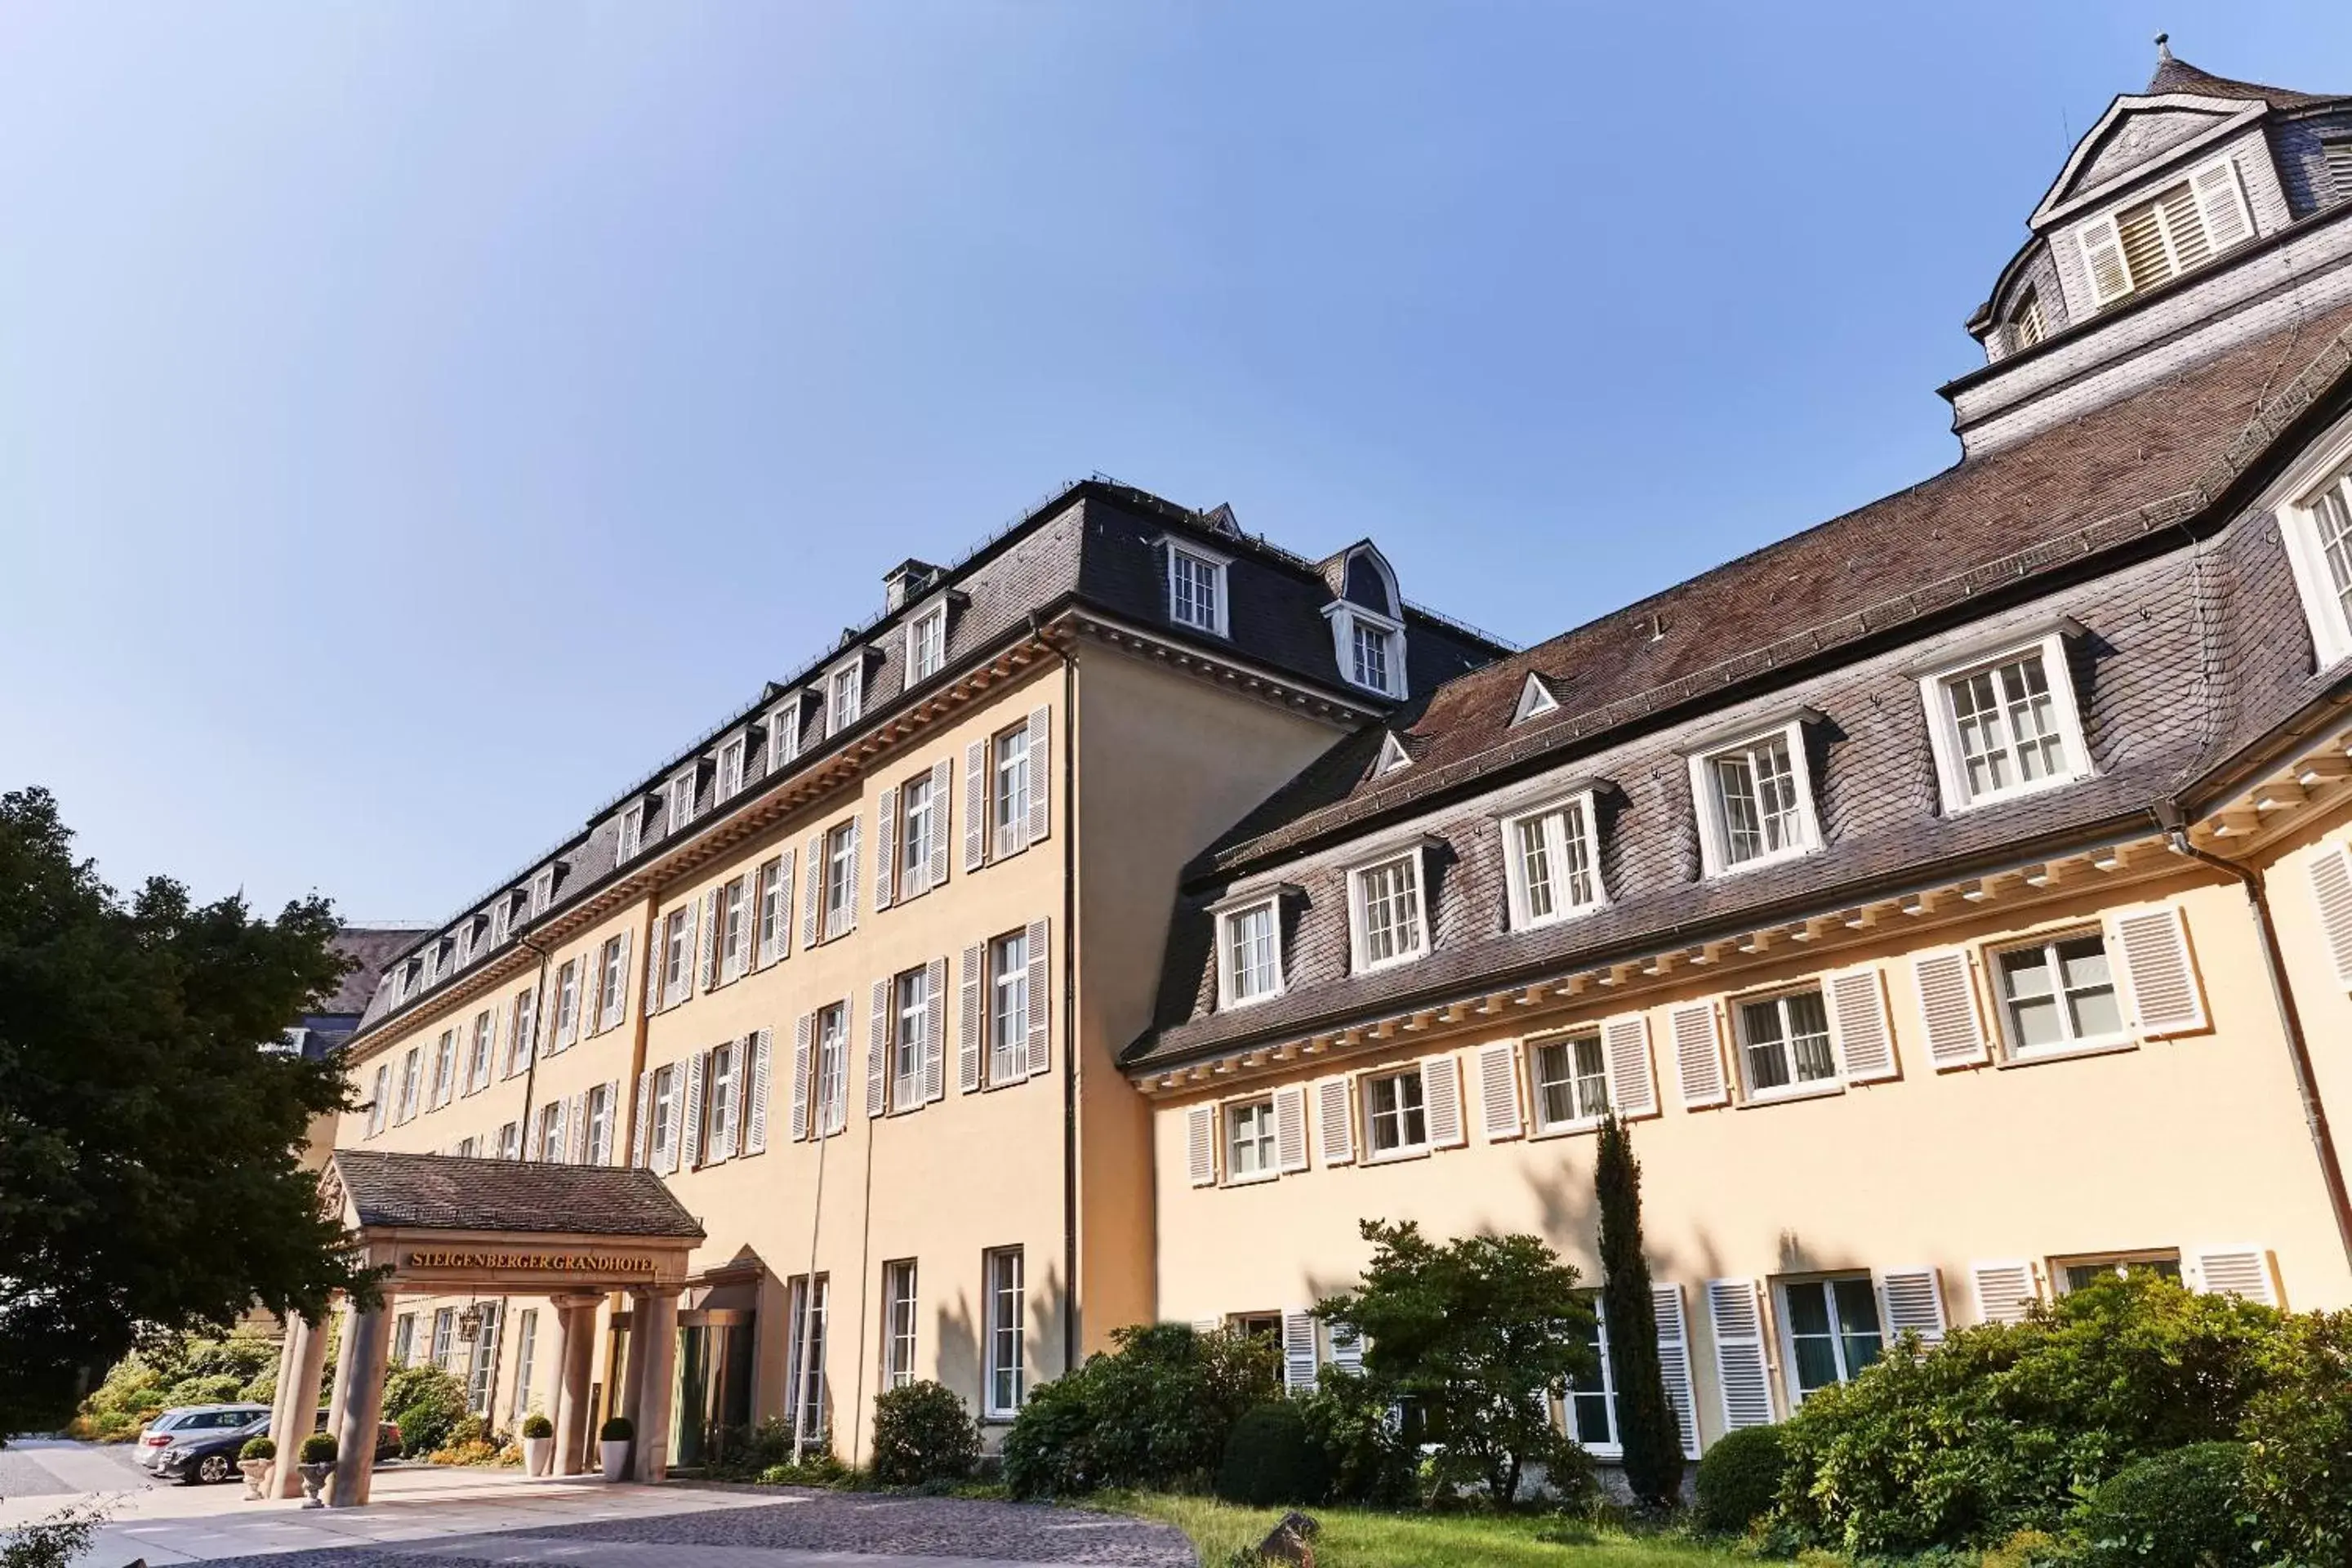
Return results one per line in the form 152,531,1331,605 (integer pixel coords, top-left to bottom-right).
2032,93,2265,229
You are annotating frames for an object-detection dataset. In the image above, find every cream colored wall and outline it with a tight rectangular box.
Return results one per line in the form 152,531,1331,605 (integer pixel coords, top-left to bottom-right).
1150,870,2352,1450
2256,813,2352,1188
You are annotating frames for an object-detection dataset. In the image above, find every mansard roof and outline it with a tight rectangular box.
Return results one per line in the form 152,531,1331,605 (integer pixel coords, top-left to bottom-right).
2145,54,2340,111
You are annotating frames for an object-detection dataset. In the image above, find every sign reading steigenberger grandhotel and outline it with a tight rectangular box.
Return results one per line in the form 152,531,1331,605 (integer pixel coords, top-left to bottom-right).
404,1249,658,1274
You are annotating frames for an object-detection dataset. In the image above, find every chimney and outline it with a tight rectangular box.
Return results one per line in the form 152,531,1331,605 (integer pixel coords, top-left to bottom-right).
884,559,942,612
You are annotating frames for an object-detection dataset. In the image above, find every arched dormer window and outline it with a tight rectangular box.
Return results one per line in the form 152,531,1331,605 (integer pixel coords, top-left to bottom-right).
1325,544,1408,699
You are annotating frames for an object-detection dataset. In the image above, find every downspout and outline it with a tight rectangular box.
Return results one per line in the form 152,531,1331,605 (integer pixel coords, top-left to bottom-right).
1040,616,1080,1379
2154,801,2352,1272
486,932,554,1425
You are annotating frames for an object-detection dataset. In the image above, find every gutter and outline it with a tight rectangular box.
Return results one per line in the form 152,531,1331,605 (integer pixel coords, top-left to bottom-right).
1036,612,1082,1379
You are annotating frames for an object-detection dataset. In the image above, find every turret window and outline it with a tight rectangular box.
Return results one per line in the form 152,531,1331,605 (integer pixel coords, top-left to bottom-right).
2077,156,2252,307
2007,287,2046,350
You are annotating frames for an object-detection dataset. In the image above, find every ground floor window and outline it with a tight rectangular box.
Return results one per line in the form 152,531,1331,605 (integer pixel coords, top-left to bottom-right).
883,1260,918,1388
510,1308,539,1426
430,1307,457,1370
390,1312,416,1367
985,1247,1025,1417
1778,1276,1882,1402
1229,1312,1281,1342
1563,1295,1618,1454
465,1303,501,1414
2056,1250,2181,1294
786,1274,830,1445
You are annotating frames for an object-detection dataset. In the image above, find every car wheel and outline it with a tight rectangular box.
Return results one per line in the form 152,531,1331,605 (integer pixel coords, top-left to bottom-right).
196,1453,234,1485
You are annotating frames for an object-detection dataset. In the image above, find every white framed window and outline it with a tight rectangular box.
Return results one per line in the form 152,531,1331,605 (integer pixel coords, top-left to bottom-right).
2076,154,2254,307
554,959,581,1048
718,735,746,800
2282,445,2352,669
1735,987,1840,1102
1216,897,1283,1008
756,856,786,964
466,1011,493,1094
989,929,1031,1086
1563,1295,1619,1457
455,924,475,969
585,1083,614,1165
823,821,857,940
430,1030,456,1107
508,1309,537,1425
489,898,512,948
1166,541,1231,636
901,772,937,889
453,1134,479,1159
984,1246,1026,1416
1689,719,1821,877
1530,1031,1610,1131
668,768,697,833
497,1120,521,1160
2055,1250,2181,1294
2007,286,2047,352
397,1046,422,1121
648,1065,678,1169
599,936,627,1030
786,1272,830,1440
1918,631,2091,812
391,1312,416,1366
430,1308,456,1370
617,806,643,863
707,1040,738,1156
1348,849,1430,972
828,660,863,736
1225,1099,1276,1183
909,603,947,682
768,702,802,772
1990,928,2126,1059
1776,1276,1885,1405
815,1002,849,1134
662,906,692,999
506,987,537,1076
1502,791,1606,929
883,1259,919,1388
719,876,749,981
367,1064,390,1137
1363,1068,1428,1157
530,866,555,915
536,1099,565,1162
893,966,929,1110
991,724,1031,856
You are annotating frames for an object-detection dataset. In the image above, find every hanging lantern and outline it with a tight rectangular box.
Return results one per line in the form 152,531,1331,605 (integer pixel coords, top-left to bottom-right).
457,1302,488,1344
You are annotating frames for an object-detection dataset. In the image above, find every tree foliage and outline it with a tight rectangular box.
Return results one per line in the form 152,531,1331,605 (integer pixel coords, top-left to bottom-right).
0,786,374,1432
1316,1218,1596,1507
71,1325,303,1441
1594,1111,1684,1508
1001,1323,1281,1499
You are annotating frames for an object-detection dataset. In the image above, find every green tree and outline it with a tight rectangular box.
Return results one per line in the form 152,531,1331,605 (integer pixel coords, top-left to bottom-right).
1316,1218,1597,1507
0,786,376,1433
1595,1111,1685,1508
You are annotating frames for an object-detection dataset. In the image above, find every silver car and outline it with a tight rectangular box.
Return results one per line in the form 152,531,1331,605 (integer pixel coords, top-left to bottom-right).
138,1405,270,1474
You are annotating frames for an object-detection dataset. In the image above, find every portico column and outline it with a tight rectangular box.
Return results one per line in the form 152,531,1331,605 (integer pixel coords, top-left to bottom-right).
550,1295,600,1476
326,1303,394,1508
628,1287,681,1483
266,1308,332,1499
323,1296,359,1446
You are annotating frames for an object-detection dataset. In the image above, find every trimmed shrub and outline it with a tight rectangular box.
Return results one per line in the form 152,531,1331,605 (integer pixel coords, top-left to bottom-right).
2072,1442,2256,1568
1695,1423,1788,1535
297,1432,337,1464
1214,1401,1330,1506
519,1412,554,1440
239,1436,275,1462
2239,1307,2352,1566
870,1381,982,1486
599,1414,634,1442
382,1363,469,1457
1294,1367,1416,1507
1000,1372,1098,1499
1001,1323,1281,1499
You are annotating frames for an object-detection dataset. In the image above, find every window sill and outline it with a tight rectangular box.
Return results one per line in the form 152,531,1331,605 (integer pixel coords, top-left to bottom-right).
1364,1144,1433,1165
1999,1035,2138,1068
1354,949,1428,977
1218,987,1286,1012
1223,1169,1279,1188
1513,901,1606,935
1529,1117,1606,1142
1945,769,2091,816
1704,843,1821,881
1740,1079,1845,1108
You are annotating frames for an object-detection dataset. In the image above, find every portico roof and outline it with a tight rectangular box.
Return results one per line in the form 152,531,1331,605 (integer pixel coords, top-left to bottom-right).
326,1150,704,1240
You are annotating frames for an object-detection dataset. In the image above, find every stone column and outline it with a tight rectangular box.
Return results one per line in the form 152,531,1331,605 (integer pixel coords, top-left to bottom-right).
326,1304,393,1508
550,1295,600,1476
266,1310,333,1499
323,1297,359,1446
627,1288,681,1484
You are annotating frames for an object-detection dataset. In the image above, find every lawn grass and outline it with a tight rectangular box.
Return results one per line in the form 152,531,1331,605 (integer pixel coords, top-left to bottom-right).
1094,1491,1751,1568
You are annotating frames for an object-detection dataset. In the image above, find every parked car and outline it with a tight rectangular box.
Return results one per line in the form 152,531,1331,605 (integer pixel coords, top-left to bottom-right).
155,1411,399,1486
137,1405,270,1473
311,1407,403,1461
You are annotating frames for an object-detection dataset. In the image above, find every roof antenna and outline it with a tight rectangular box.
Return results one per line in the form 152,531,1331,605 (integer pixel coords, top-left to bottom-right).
2154,31,2172,63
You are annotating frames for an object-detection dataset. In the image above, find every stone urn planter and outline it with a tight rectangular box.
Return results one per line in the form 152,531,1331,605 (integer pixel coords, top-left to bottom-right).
598,1416,633,1482
296,1462,333,1508
238,1459,272,1500
523,1436,554,1477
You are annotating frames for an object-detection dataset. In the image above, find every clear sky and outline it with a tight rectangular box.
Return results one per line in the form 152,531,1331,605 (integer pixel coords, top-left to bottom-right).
5,2,2349,925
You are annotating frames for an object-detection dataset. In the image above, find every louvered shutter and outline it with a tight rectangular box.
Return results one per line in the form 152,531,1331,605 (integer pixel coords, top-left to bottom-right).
680,1053,706,1169
2108,905,2207,1035
790,1013,814,1142
644,925,665,1015
874,786,898,911
1707,1278,1775,1431
670,902,697,1009
866,979,890,1118
1026,706,1051,844
1826,967,1898,1083
2308,845,2352,986
927,759,952,889
2192,157,2252,251
487,1007,506,1085
1602,1013,1659,1118
1187,1105,1217,1187
721,884,746,982
2191,1247,2279,1306
963,740,987,871
923,956,947,1102
611,931,631,1027
1476,1042,1522,1140
599,1077,621,1163
660,1070,686,1174
1876,1267,1948,1345
958,945,982,1092
1327,1324,1364,1374
630,1073,653,1167
1913,950,1989,1068
565,1091,588,1164
695,889,719,991
800,832,824,948
1281,1309,1318,1395
1421,1054,1465,1149
1025,918,1050,1078
581,954,603,1039
1316,1077,1356,1165
2078,215,2132,304
710,1052,739,1163
1671,1002,1728,1108
841,822,859,935
743,1029,773,1155
1273,1084,1309,1173
1652,1284,1701,1459
1192,1317,1222,1338
1971,1261,2037,1325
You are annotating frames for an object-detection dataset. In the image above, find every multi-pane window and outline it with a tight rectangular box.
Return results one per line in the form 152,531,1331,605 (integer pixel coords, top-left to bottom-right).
1532,1033,1610,1129
815,1003,849,1134
1993,931,2123,1056
669,770,696,834
367,1065,390,1136
910,606,947,681
2305,465,2352,655
1169,546,1227,634
584,1084,614,1165
823,822,857,940
649,1065,678,1169
1705,730,1806,870
1350,853,1426,970
466,1011,494,1094
901,774,936,887
718,736,746,799
390,1312,416,1367
1939,648,2074,805
617,807,642,862
893,967,929,1109
506,987,537,1076
1219,898,1281,1006
663,906,692,996
537,1099,566,1162
757,857,786,964
1737,989,1838,1098
2057,1252,2181,1294
554,960,581,1048
1780,1277,1884,1402
1350,619,1394,693
992,726,1031,853
990,930,1031,1085
530,866,555,915
1564,1297,1618,1454
786,1273,830,1439
509,1309,538,1427
1505,795,1601,927
599,936,627,1030
1364,1069,1428,1156
830,664,862,735
497,1120,521,1160
882,1260,919,1388
431,1030,456,1107
430,1308,456,1371
490,898,512,947
1226,1099,1276,1181
720,877,749,978
2007,287,2046,351
707,1040,738,1155
465,1302,501,1414
398,1047,421,1121
769,703,801,771
984,1247,1026,1416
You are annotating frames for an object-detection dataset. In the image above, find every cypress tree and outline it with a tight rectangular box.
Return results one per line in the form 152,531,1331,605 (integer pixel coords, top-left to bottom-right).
1595,1111,1685,1508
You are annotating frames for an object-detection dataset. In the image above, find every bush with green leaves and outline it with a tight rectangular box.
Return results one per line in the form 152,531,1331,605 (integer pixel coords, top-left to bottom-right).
71,1327,290,1441
2238,1306,2352,1566
1001,1323,1281,1499
519,1411,554,1440
1294,1367,1418,1507
382,1363,470,1458
1694,1423,1787,1535
239,1436,275,1462
298,1432,337,1464
2,1503,107,1568
1771,1274,2283,1556
600,1414,634,1441
1214,1401,1330,1507
1000,1367,1100,1499
2069,1442,2256,1568
870,1380,982,1486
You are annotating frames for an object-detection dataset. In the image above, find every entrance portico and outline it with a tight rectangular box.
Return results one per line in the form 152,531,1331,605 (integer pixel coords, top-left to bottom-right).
292,1151,703,1508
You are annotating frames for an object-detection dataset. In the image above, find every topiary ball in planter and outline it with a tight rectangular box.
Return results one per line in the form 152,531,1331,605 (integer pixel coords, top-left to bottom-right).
240,1436,277,1462
1214,1401,1330,1508
871,1380,982,1486
298,1432,339,1465
521,1412,555,1441
2073,1442,2256,1568
599,1415,634,1442
1695,1423,1789,1535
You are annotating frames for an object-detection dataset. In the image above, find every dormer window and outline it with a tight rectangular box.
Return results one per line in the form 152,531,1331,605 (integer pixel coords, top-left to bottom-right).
1374,732,1411,777
1689,716,1823,877
1501,790,1606,929
1324,544,1409,699
1348,843,1435,973
909,600,948,682
1165,540,1231,636
1352,618,1396,692
2078,156,2252,307
529,866,555,915
1512,672,1560,724
489,898,512,947
2007,287,2046,351
769,700,803,772
2328,137,2352,203
828,660,863,735
1213,887,1296,1009
2281,443,2352,668
668,768,698,834
718,735,747,800
1918,630,2091,813
617,803,644,862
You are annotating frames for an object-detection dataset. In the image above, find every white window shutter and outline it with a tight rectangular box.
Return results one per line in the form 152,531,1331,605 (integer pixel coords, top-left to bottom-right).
565,1091,588,1164
1281,1308,1318,1395
613,931,632,1025
1602,1013,1659,1118
2309,844,2352,986
1671,1002,1728,1108
1876,1267,1948,1345
1027,705,1052,844
841,821,860,934
630,1073,653,1167
643,926,664,1016
2079,214,2132,304
2108,905,2207,1036
874,786,898,911
1025,917,1050,1077
743,1030,773,1155
927,758,953,889
2191,1246,2280,1307
695,889,719,992
866,979,890,1118
680,1053,707,1169
2192,156,2253,251
710,1056,738,1163
1913,950,1989,1068
775,847,796,962
1327,1323,1364,1374
1316,1076,1356,1166
790,1013,814,1142
1475,1042,1523,1140
962,740,988,871
1706,1278,1775,1431
1186,1104,1217,1187
657,1071,684,1173
1651,1284,1701,1459
800,831,824,949
1826,967,1898,1083
1421,1054,1466,1149
923,956,948,1102
1971,1260,2038,1325
1273,1084,1309,1173
958,944,983,1093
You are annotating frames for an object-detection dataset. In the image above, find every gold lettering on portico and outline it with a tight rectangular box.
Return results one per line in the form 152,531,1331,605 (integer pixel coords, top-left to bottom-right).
405,1250,659,1274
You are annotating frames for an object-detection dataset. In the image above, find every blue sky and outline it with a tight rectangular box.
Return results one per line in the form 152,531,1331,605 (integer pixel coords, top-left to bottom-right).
4,2,2348,924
